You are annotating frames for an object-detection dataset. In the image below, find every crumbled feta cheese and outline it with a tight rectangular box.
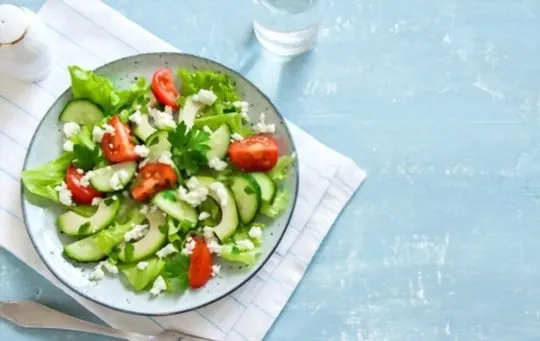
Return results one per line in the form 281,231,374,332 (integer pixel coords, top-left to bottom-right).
150,108,176,129
231,133,244,142
63,122,80,138
91,197,101,206
203,125,213,134
164,105,174,114
55,181,73,206
137,261,149,270
140,205,149,214
63,140,74,152
253,113,276,134
156,243,178,259
112,195,118,200
124,224,148,242
129,111,143,125
207,238,222,254
233,101,250,121
241,111,250,121
193,89,217,106
181,238,197,256
150,275,167,296
88,266,105,281
208,157,228,172
178,185,208,207
92,126,105,143
210,182,229,206
134,145,150,158
199,212,210,221
186,177,200,190
109,170,130,191
148,92,158,108
102,261,118,274
237,239,255,250
103,124,116,136
150,205,158,212
211,264,221,277
157,151,174,166
203,226,214,239
76,168,84,174
248,226,263,239
79,171,94,188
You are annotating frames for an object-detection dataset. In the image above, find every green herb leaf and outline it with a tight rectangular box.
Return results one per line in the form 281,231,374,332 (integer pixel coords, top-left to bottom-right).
78,222,91,235
162,253,190,293
232,245,241,255
244,186,255,195
158,224,168,235
162,190,177,202
124,243,135,261
109,247,120,264
73,144,100,170
168,122,211,175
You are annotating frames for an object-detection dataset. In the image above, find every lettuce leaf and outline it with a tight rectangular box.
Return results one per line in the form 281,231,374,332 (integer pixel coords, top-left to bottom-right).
21,153,74,203
260,188,290,218
194,113,253,137
176,69,240,102
267,154,296,182
220,244,261,265
68,65,148,115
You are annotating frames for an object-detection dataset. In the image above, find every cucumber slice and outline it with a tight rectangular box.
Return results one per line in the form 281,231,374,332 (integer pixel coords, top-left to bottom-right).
59,99,104,125
153,190,198,225
63,209,146,262
195,176,239,241
90,162,137,192
119,257,165,291
250,172,276,202
146,131,171,161
58,198,120,236
178,96,204,128
206,124,231,160
118,210,167,263
133,114,157,141
229,175,261,225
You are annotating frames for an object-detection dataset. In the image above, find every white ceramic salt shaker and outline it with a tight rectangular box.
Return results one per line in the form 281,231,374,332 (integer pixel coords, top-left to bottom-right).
0,4,52,82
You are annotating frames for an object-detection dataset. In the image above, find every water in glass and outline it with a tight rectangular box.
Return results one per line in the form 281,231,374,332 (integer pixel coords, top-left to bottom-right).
253,0,321,56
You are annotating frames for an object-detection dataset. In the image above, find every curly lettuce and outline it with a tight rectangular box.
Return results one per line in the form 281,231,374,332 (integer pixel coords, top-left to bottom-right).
267,154,296,182
194,113,253,137
260,189,290,218
220,244,262,265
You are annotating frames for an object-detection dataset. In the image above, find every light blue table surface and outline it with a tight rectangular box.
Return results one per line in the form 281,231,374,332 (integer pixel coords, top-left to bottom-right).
3,0,540,340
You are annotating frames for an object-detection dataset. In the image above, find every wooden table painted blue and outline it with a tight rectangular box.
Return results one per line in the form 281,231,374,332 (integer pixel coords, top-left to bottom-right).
3,0,540,340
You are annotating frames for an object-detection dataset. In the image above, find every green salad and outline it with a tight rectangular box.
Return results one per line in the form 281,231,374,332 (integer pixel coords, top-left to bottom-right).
22,65,295,296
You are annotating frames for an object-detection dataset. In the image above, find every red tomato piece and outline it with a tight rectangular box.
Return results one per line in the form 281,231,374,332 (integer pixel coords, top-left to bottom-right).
228,134,279,172
65,166,102,205
188,238,213,289
151,68,179,109
101,116,138,163
131,163,178,202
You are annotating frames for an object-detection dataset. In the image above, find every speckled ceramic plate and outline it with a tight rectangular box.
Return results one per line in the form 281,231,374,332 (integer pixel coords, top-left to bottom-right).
21,52,298,316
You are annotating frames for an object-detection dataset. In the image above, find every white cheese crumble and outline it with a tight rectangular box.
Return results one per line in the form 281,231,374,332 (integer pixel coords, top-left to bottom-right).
207,238,222,254
181,237,197,256
129,111,143,125
198,212,210,221
102,261,118,274
208,157,228,172
186,177,200,190
63,140,74,152
156,243,178,259
137,261,149,270
89,260,118,281
62,122,80,138
124,224,148,242
55,181,73,206
164,105,174,114
248,226,263,239
134,145,150,158
211,264,221,277
237,239,255,250
253,113,276,134
231,133,244,142
92,126,105,143
178,178,209,207
233,101,250,121
103,124,116,136
140,205,149,214
150,205,158,212
210,182,229,206
203,226,214,240
150,108,176,129
150,275,167,296
109,169,130,191
203,125,213,134
193,89,217,106
91,197,101,206
157,151,174,166
79,171,94,188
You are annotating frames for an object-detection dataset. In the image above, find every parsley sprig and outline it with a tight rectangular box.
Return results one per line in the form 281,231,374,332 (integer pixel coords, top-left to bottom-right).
73,144,103,170
161,253,190,293
168,122,210,175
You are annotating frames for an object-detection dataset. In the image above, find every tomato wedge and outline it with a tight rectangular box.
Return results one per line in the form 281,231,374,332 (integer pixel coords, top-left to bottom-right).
151,68,179,109
131,163,178,202
228,134,279,172
65,166,102,205
101,116,138,163
188,238,212,289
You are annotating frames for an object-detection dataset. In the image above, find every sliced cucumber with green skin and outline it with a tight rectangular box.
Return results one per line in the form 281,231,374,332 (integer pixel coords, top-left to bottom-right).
250,172,276,202
59,99,104,125
133,114,157,141
118,210,167,263
178,96,204,128
89,162,137,192
58,198,120,236
206,124,231,160
229,175,261,225
153,190,198,226
195,176,239,241
146,130,171,161
63,209,146,262
119,257,165,291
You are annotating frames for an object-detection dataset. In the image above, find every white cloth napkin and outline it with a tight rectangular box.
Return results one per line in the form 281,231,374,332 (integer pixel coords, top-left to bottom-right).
0,0,366,340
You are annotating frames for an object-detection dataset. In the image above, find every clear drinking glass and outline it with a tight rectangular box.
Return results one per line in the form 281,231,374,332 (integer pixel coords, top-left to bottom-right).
252,0,322,56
